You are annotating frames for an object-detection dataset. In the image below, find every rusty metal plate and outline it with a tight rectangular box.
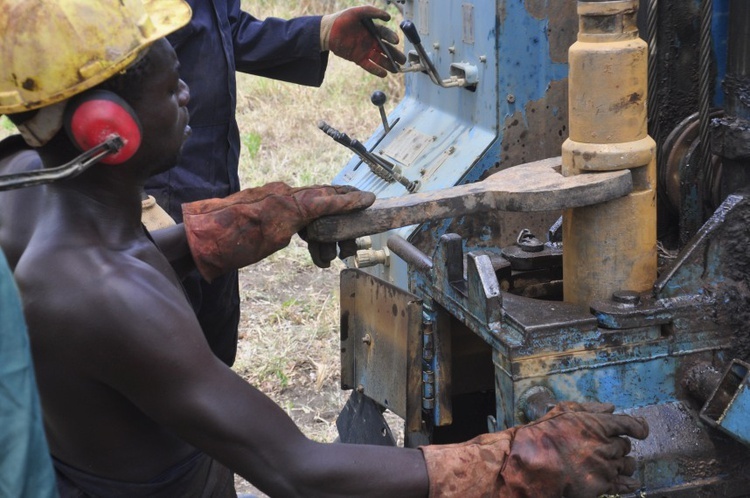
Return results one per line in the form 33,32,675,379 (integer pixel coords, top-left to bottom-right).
340,269,423,431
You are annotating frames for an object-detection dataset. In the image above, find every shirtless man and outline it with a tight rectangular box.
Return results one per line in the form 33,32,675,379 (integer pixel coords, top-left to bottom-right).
0,0,649,496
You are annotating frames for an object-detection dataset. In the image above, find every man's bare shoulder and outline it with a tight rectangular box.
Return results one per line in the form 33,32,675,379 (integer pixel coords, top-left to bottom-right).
18,241,200,351
18,238,221,394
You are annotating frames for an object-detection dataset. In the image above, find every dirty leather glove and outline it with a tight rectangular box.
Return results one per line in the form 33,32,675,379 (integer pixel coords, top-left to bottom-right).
320,6,406,77
182,182,375,281
419,401,649,498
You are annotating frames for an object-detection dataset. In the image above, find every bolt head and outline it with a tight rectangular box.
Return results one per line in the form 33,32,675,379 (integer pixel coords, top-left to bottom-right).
612,290,640,306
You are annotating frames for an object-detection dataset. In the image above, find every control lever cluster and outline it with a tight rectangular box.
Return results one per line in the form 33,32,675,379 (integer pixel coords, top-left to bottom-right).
318,120,417,193
364,16,478,89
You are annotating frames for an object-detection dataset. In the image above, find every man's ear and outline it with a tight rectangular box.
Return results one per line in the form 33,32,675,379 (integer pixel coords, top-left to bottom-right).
64,90,142,165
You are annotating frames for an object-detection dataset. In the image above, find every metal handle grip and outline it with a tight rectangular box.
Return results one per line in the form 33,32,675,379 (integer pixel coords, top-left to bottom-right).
400,20,421,45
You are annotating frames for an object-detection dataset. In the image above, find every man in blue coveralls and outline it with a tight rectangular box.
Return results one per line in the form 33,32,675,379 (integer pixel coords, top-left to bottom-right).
145,2,406,366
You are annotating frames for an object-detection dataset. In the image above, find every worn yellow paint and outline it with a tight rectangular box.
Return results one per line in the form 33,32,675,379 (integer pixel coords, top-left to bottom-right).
0,0,191,114
561,0,657,305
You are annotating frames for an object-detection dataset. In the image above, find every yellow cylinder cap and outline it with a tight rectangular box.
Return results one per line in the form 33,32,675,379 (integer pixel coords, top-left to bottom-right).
0,0,192,114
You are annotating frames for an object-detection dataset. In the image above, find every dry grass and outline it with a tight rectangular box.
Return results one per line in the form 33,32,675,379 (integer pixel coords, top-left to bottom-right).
235,1,404,190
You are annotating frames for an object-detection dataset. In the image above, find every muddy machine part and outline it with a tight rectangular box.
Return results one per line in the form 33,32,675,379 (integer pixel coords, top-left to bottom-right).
325,0,750,495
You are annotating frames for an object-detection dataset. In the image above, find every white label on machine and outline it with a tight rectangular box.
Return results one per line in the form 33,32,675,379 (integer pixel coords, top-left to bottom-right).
380,127,436,167
418,0,429,35
462,3,474,44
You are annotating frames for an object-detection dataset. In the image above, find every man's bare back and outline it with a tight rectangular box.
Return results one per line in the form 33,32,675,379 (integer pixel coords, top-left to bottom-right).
18,211,199,480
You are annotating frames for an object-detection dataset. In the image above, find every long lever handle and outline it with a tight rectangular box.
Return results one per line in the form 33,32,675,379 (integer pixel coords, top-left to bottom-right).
305,157,633,242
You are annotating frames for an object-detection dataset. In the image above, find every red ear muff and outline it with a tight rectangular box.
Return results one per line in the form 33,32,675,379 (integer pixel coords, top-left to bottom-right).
64,90,142,165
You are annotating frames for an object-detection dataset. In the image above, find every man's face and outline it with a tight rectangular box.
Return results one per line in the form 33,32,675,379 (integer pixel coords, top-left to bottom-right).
127,39,191,176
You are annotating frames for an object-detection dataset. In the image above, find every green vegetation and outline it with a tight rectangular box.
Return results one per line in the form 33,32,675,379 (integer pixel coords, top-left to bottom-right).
0,116,14,133
241,131,262,159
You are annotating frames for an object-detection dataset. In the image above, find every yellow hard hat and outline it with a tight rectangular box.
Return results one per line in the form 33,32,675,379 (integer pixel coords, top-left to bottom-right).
0,0,192,114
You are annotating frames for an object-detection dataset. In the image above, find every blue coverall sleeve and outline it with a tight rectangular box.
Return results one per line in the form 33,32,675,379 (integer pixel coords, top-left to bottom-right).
228,0,329,86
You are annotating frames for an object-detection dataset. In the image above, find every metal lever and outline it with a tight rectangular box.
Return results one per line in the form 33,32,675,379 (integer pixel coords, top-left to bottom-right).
318,121,417,192
304,157,633,242
0,136,123,191
400,21,441,82
399,20,472,88
361,17,402,73
371,91,391,133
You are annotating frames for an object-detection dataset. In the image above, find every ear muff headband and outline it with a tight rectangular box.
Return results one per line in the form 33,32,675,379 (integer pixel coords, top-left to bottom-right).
64,90,142,165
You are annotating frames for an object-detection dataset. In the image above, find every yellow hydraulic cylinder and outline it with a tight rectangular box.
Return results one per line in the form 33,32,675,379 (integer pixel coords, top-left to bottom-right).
561,0,657,305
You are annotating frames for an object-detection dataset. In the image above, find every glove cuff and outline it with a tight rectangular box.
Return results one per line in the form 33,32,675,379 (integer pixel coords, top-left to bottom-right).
182,201,230,283
419,431,515,498
319,13,335,51
181,183,374,282
181,184,303,282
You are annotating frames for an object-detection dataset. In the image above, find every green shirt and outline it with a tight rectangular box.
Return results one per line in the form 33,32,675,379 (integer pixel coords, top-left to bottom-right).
0,249,57,497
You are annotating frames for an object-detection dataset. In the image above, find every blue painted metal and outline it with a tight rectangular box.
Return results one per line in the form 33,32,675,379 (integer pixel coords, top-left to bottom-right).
719,383,750,447
713,0,730,106
701,360,750,447
334,0,501,288
334,0,572,288
335,0,750,494
403,189,750,492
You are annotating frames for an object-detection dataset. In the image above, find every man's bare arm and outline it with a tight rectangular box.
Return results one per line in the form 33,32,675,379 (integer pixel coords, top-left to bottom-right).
88,267,430,497
149,224,195,278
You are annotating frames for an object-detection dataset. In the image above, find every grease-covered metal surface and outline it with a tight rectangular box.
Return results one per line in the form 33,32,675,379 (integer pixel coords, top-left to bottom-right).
339,269,423,433
655,191,750,362
333,0,750,494
628,402,750,496
709,191,750,363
